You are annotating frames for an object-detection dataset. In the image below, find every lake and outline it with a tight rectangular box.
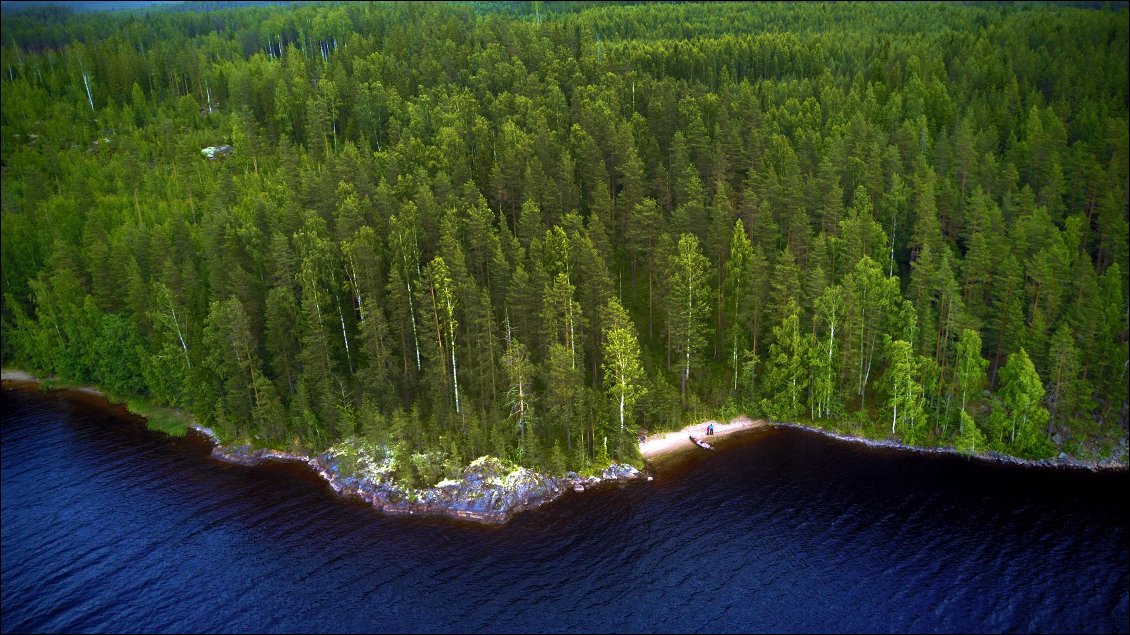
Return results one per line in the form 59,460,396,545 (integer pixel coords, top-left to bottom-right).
2,388,1127,633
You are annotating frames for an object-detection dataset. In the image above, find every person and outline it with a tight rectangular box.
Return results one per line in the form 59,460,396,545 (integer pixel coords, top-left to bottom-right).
707,423,714,436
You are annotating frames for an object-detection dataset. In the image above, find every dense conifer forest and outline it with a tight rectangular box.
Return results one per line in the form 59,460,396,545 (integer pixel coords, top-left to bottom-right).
2,1,1127,483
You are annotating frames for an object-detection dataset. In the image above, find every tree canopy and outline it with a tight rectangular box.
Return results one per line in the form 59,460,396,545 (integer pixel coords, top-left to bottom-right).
2,1,1127,480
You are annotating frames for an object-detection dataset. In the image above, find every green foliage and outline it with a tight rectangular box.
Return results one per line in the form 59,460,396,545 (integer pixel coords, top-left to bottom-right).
126,399,190,438
602,298,647,438
1,0,1126,480
993,348,1055,458
882,338,928,445
955,329,988,422
664,233,713,401
758,301,808,421
955,411,987,457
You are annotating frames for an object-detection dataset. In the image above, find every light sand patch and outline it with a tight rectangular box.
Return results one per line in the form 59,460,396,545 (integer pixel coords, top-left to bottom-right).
1,369,38,383
2,369,106,397
639,416,769,461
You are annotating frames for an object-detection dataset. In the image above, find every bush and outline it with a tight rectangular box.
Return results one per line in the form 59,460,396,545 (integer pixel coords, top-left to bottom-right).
409,452,445,488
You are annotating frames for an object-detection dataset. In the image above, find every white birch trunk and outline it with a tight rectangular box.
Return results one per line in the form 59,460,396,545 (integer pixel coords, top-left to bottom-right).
448,299,460,414
329,272,353,374
82,72,94,110
732,334,739,393
620,391,625,432
684,261,692,397
406,279,421,370
338,308,352,373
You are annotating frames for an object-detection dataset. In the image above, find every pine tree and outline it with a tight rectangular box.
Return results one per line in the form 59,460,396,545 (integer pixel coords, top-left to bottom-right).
1046,323,1090,428
840,185,889,271
765,246,802,339
625,198,663,336
759,300,808,421
541,272,586,370
545,342,582,451
724,220,755,396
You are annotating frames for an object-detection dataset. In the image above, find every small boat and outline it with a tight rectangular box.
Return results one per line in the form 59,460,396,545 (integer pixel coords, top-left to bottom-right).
689,435,715,451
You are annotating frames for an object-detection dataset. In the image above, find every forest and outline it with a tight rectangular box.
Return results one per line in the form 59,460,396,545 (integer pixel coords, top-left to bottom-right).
1,1,1127,485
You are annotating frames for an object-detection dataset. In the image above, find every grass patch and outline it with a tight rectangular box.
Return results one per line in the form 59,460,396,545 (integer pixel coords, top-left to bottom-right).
39,377,79,392
125,398,190,437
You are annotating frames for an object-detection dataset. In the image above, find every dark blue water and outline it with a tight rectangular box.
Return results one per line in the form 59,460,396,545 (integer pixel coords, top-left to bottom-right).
2,388,1127,634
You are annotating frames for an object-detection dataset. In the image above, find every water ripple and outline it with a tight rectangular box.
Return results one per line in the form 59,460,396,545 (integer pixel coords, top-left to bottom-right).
2,389,1127,634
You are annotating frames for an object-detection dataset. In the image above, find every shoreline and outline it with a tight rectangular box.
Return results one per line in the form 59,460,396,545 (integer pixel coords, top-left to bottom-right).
5,369,1125,524
639,416,771,460
640,417,1126,472
1,369,644,525
769,421,1128,473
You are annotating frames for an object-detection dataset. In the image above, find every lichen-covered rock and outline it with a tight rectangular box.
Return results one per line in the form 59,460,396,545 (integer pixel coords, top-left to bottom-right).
419,456,564,519
602,463,641,480
207,440,653,524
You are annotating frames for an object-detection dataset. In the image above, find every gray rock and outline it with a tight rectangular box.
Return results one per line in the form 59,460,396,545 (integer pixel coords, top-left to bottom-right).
601,463,640,480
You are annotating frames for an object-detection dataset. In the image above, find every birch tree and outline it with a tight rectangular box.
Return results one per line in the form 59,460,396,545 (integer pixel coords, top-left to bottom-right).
665,233,712,401
389,209,423,372
149,281,191,370
813,284,845,418
602,298,647,434
954,328,988,432
883,338,927,443
419,256,461,414
503,319,534,445
842,256,911,410
955,410,987,456
992,348,1052,457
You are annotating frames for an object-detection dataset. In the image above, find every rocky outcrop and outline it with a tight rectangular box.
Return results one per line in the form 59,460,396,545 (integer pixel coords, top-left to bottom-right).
200,429,645,524
417,457,564,521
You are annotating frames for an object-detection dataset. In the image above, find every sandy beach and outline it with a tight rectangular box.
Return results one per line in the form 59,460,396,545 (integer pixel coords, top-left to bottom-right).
2,369,106,397
1,369,38,383
639,416,769,461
